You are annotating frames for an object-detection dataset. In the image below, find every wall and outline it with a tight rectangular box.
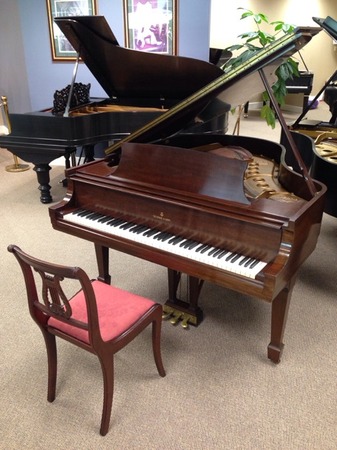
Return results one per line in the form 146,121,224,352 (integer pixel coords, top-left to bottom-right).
0,0,31,113
0,0,212,113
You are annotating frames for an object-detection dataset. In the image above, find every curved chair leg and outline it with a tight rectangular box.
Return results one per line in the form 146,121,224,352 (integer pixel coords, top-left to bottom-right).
42,331,57,402
152,313,166,378
98,355,114,436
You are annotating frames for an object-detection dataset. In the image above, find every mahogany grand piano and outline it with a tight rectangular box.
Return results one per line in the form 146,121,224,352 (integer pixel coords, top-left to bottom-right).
0,16,228,203
50,23,326,364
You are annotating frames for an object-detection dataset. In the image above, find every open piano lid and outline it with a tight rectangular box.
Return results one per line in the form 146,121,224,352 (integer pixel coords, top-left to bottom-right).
96,24,320,200
313,16,337,40
102,25,321,152
54,16,224,102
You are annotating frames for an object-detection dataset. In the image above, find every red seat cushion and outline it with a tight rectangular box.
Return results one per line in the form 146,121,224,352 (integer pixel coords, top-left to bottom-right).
48,280,157,344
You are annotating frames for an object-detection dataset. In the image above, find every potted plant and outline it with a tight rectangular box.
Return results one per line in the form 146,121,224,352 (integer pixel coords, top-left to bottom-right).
222,8,300,128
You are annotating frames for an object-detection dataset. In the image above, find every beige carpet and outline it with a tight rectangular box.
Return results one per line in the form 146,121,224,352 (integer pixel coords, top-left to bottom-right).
1,104,336,449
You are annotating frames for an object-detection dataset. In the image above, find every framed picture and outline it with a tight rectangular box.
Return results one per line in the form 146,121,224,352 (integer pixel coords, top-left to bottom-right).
124,0,177,55
46,0,97,61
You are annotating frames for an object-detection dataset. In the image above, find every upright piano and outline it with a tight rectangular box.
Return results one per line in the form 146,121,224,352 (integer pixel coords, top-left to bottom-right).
0,16,228,203
50,25,326,364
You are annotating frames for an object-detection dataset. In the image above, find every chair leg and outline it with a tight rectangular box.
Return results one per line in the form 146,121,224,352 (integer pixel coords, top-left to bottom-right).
98,354,114,436
152,314,166,378
42,330,57,402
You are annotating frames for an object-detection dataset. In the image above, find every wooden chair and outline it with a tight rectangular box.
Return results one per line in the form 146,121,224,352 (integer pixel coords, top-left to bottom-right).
8,244,166,436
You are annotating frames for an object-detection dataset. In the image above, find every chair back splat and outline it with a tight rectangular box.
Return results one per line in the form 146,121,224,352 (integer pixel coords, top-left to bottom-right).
8,244,165,436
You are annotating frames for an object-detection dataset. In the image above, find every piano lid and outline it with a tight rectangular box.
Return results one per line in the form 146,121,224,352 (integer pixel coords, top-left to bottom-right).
103,25,321,153
313,16,337,40
54,16,224,101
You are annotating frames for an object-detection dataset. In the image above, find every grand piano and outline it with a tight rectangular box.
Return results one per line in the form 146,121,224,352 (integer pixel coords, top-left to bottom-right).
50,22,326,364
0,16,228,203
286,16,337,217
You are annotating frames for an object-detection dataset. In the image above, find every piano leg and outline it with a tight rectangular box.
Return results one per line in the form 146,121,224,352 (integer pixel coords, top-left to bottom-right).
95,244,111,284
33,163,52,204
164,270,204,328
268,280,294,364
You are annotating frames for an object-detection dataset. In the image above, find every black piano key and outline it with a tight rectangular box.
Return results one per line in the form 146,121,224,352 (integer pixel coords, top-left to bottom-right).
225,253,235,261
180,239,193,248
76,209,90,217
131,225,149,233
212,248,224,257
230,253,243,263
168,236,185,245
88,213,105,220
187,241,200,250
208,247,220,256
195,244,207,252
98,215,113,223
249,259,259,268
154,231,170,240
244,258,254,267
160,233,175,241
143,228,160,237
200,245,212,254
239,256,250,266
128,224,143,232
119,222,137,230
217,250,229,259
107,218,126,227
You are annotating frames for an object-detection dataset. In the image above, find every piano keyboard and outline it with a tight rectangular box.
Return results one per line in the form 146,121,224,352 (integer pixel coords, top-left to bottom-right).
64,209,267,279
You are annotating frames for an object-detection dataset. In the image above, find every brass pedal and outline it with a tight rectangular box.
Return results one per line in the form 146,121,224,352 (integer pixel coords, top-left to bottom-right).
162,311,173,321
170,312,183,325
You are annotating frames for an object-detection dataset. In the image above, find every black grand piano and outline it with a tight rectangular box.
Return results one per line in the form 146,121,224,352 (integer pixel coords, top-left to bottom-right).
286,16,337,217
0,16,229,203
50,23,326,365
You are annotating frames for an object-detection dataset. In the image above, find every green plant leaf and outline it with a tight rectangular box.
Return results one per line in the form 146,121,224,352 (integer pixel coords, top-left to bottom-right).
241,11,254,19
260,104,276,128
238,31,259,39
254,13,269,24
224,44,244,52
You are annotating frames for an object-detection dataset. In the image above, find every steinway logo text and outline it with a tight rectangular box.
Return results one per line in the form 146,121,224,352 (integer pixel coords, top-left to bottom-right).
153,212,171,222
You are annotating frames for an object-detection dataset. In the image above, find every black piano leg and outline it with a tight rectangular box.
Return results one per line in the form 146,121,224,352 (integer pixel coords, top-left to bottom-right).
268,280,294,363
95,244,111,284
33,163,52,204
84,144,95,162
164,269,203,328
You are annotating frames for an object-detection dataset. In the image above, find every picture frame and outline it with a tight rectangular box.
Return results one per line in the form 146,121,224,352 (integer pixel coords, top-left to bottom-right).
46,0,97,61
123,0,177,55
